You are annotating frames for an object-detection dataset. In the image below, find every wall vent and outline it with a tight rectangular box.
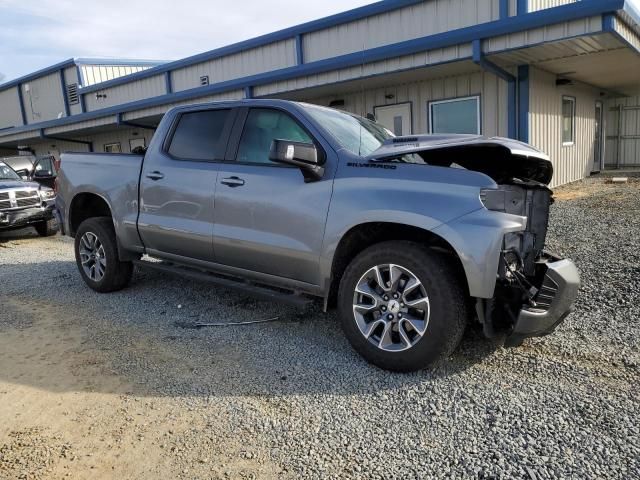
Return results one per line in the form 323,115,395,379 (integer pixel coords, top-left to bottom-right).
66,83,79,105
200,75,209,86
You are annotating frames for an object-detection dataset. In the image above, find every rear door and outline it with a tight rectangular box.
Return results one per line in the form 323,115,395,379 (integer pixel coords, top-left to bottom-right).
212,107,333,285
138,108,236,262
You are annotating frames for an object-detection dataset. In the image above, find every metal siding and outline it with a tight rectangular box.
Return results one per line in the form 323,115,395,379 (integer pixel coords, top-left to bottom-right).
21,72,66,124
614,15,640,51
123,90,245,121
299,70,508,137
605,92,640,167
303,0,501,63
0,87,24,129
528,0,579,13
31,128,154,156
84,74,167,111
80,64,158,87
484,15,602,52
171,39,297,92
254,45,473,97
528,66,600,187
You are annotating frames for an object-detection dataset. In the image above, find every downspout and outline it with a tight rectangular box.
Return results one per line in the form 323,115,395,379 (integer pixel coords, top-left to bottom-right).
39,128,93,152
472,39,517,140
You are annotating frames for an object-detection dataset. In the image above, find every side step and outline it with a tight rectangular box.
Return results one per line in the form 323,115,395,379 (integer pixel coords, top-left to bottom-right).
132,259,314,307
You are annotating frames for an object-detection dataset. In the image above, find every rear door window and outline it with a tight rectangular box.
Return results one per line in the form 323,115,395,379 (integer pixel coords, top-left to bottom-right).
168,109,231,161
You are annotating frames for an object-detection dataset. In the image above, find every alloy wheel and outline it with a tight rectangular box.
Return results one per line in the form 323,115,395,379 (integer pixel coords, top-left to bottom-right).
352,264,430,352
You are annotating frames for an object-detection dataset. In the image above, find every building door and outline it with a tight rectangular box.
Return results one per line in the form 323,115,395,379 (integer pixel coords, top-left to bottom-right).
374,103,412,136
593,101,604,172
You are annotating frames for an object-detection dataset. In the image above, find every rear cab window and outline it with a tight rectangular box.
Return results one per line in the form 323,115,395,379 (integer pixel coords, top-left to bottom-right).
167,109,232,161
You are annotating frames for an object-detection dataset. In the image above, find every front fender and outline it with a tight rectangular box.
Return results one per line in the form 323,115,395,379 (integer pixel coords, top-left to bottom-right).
433,209,527,298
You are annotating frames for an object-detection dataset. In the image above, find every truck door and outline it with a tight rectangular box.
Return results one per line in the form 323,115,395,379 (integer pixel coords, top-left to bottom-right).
212,107,333,285
138,108,235,262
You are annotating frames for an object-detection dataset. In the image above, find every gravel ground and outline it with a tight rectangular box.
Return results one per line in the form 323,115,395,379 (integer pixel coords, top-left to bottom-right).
1,177,638,479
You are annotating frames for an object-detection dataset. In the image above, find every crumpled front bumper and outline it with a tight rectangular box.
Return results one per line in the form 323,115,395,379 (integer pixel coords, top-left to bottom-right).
0,202,56,230
505,256,581,346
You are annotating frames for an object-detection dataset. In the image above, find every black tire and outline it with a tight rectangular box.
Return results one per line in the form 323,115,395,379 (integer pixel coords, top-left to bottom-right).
74,217,133,293
34,218,58,237
338,241,467,372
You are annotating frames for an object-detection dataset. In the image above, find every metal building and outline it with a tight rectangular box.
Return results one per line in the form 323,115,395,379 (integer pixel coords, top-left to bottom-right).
0,0,639,187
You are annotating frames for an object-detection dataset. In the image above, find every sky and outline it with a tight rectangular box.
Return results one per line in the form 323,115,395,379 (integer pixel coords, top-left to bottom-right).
0,0,372,83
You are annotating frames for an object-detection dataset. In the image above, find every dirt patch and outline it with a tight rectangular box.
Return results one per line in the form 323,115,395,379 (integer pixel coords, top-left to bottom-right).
0,298,284,480
553,177,640,201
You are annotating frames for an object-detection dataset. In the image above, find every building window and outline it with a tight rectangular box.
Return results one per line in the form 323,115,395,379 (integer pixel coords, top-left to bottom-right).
104,143,121,153
429,96,481,135
562,96,576,145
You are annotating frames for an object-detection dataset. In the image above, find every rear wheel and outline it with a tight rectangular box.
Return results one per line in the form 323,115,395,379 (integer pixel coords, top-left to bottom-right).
74,217,133,293
34,218,58,237
338,241,467,372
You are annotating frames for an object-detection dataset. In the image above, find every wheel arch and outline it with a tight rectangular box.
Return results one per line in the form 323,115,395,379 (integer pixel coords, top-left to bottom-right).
326,222,470,309
68,192,113,237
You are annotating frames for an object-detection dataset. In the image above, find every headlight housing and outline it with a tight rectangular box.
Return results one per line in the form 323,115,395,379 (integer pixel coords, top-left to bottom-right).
39,189,56,200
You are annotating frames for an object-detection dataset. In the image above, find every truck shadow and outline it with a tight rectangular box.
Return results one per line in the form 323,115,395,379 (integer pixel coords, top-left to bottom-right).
0,259,501,399
0,227,41,242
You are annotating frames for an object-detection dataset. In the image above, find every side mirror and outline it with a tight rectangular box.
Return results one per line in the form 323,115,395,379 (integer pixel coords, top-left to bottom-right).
269,139,325,182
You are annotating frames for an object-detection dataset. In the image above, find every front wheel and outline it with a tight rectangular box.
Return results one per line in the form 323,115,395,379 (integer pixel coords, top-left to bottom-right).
34,218,58,237
337,241,467,372
74,217,133,293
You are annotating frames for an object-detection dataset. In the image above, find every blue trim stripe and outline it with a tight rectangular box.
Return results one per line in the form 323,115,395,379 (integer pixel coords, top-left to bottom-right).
59,69,71,117
472,40,517,139
517,0,528,16
74,58,167,67
165,71,173,94
517,65,530,143
500,0,510,19
16,84,27,126
296,34,304,65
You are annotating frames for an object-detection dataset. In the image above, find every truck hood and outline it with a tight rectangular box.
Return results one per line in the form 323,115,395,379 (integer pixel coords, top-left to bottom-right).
0,180,40,190
367,135,553,185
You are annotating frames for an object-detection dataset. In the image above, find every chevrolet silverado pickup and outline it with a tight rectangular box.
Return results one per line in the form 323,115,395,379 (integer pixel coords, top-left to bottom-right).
56,100,580,371
0,160,58,236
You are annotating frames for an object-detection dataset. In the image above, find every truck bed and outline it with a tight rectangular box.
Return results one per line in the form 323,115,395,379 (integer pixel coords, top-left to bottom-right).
56,152,145,250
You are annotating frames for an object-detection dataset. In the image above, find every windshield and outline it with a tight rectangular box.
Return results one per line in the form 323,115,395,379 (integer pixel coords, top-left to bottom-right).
0,162,21,181
301,103,394,156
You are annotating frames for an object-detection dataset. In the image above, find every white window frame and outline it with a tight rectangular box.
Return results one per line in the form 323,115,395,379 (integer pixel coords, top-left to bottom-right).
428,95,481,135
104,142,122,153
562,96,576,147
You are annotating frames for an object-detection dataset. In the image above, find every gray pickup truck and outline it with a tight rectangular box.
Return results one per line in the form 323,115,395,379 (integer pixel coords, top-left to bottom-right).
56,100,579,371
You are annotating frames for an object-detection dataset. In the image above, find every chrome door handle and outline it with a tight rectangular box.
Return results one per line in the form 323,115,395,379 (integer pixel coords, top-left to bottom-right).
221,176,245,187
146,171,164,181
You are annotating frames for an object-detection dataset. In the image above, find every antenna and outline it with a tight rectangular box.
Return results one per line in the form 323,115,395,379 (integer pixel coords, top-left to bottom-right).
358,42,365,156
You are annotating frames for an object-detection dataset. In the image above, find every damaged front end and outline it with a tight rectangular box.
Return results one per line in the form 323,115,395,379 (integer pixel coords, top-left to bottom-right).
368,135,581,345
478,182,580,345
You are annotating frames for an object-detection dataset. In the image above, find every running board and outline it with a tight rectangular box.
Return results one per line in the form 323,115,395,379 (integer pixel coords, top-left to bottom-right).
132,259,314,307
